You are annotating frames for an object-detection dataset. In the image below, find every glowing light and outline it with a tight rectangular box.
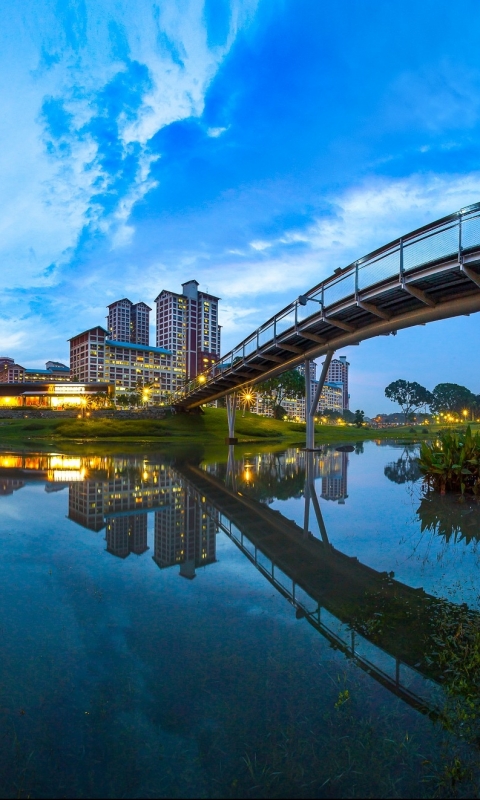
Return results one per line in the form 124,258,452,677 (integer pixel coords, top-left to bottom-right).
198,375,207,384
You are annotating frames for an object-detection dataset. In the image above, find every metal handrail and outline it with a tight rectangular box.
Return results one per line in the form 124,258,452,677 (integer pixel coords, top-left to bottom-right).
175,203,480,400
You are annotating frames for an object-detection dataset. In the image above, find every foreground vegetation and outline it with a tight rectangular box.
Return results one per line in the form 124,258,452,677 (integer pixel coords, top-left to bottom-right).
418,426,480,495
0,407,471,448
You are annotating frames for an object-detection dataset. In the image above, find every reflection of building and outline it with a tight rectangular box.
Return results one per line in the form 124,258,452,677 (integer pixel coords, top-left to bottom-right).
105,514,148,558
69,480,106,531
69,326,172,400
155,279,221,387
321,451,348,502
0,479,25,495
153,486,217,578
107,299,152,347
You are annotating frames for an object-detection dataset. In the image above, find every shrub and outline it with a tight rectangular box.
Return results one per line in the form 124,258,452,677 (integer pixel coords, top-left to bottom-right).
417,426,480,495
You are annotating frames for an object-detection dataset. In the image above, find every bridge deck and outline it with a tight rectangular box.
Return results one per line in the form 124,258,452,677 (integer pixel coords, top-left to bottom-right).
176,204,480,408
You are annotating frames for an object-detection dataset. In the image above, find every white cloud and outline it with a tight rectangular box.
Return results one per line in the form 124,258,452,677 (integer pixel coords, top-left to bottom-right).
207,126,228,137
0,0,258,290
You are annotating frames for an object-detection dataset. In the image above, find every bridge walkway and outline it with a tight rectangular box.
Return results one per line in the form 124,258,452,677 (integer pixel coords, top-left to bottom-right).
176,204,480,408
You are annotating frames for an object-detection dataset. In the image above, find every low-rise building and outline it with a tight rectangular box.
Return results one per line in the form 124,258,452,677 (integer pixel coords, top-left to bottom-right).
0,381,113,409
0,357,25,383
0,358,71,384
69,326,173,401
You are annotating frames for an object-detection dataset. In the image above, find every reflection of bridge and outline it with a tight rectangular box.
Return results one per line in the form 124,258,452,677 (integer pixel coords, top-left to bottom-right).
1,447,476,719
176,460,447,718
175,204,480,446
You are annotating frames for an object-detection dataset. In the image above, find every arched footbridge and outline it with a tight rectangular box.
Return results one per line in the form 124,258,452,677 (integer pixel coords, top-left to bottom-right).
175,203,480,431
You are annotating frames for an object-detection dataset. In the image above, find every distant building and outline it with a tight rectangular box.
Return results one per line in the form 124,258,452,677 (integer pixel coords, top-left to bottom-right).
0,381,113,409
0,357,25,383
0,357,70,384
326,356,349,410
107,299,152,346
252,362,343,420
25,361,70,382
155,279,221,389
69,326,172,400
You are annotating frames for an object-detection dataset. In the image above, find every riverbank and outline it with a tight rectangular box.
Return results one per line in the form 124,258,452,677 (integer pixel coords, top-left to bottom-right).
0,406,466,449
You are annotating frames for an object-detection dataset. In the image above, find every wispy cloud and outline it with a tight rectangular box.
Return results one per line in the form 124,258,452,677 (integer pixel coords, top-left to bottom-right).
0,1,258,292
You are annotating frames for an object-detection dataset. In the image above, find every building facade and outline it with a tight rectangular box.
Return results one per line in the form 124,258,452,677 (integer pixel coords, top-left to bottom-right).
327,356,349,409
0,358,70,384
252,361,343,420
0,357,25,383
69,326,172,400
155,279,221,389
107,299,152,346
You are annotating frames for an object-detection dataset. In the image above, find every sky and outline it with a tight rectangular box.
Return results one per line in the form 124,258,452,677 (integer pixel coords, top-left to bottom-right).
1,0,480,414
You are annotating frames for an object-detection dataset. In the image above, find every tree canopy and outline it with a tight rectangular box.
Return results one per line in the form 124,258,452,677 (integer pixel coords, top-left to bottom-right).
385,379,432,420
257,369,305,410
430,383,477,415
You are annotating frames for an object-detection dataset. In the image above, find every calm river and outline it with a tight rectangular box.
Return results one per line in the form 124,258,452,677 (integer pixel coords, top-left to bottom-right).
1,440,480,798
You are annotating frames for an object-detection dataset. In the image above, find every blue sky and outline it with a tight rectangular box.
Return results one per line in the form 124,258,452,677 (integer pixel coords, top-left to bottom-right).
1,0,480,413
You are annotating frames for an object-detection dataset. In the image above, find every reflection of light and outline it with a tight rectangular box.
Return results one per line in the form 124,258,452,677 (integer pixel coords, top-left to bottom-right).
0,456,22,468
48,470,83,482
50,456,81,469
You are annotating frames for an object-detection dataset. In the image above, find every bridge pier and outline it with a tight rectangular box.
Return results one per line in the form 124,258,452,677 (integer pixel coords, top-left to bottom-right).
305,350,334,450
225,393,238,444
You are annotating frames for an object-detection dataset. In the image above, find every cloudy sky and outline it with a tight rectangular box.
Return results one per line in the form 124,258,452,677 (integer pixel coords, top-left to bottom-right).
1,0,480,413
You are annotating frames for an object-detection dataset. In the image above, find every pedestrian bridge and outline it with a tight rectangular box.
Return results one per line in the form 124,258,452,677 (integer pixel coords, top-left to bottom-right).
175,203,480,409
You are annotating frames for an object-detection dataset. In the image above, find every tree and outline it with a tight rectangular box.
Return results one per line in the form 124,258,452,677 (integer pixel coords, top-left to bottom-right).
430,383,476,415
257,369,305,412
342,409,356,423
385,379,432,420
354,409,365,427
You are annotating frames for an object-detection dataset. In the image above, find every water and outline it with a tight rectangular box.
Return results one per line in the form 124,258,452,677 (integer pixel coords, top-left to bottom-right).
1,441,480,798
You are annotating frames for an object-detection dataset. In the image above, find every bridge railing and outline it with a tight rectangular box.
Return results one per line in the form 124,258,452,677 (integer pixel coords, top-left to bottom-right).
175,203,480,401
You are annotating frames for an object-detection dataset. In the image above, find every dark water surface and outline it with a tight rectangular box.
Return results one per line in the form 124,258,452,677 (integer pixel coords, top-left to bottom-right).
1,441,480,798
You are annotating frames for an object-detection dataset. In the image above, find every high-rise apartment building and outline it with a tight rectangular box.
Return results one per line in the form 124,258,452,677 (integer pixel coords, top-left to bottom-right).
69,326,172,399
155,279,221,389
327,356,349,409
107,299,151,346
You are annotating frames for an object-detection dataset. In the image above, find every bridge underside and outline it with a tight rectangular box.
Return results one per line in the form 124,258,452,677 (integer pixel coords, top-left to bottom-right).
177,253,480,409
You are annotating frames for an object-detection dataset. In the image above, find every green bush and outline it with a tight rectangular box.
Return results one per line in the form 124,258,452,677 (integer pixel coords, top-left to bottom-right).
418,426,480,495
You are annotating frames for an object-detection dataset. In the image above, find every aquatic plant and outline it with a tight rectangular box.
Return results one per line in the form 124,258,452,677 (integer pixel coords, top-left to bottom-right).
417,426,480,495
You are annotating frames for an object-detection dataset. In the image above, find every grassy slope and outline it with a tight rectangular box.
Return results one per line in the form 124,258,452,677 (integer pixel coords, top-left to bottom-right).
0,407,472,450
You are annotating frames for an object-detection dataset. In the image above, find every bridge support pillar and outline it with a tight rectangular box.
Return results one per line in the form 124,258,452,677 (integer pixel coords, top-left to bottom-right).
305,350,334,450
225,393,238,444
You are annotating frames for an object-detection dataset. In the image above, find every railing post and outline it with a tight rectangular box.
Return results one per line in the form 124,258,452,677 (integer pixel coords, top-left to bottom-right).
459,212,463,263
355,261,359,297
399,237,404,280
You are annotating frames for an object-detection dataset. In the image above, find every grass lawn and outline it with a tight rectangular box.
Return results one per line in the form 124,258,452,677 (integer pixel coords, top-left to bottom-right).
0,407,474,450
